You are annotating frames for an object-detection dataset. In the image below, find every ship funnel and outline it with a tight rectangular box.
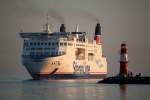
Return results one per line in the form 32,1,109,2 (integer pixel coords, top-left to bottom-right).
94,23,101,44
95,23,101,35
60,24,66,32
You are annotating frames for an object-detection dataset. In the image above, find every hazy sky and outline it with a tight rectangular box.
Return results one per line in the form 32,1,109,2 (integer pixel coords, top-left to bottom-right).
0,0,150,80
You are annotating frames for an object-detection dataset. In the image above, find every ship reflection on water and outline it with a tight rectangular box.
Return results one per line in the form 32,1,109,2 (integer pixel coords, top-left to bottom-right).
120,84,127,100
21,80,105,100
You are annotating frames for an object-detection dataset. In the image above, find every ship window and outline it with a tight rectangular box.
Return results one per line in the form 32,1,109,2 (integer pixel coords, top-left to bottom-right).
60,43,63,46
51,47,55,50
64,42,67,46
37,48,42,50
34,42,36,45
76,44,85,46
68,43,73,46
30,52,35,55
55,42,58,45
41,43,43,45
55,52,58,55
62,51,66,55
48,42,51,45
26,48,30,50
44,52,49,55
45,43,47,45
58,51,65,55
30,42,33,45
44,48,50,50
37,42,40,45
59,51,61,55
52,42,55,45
75,48,85,60
31,48,35,50
51,52,55,55
24,42,28,46
36,52,43,55
88,53,94,61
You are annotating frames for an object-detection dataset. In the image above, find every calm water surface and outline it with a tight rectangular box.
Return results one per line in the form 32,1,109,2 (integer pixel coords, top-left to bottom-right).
0,79,150,100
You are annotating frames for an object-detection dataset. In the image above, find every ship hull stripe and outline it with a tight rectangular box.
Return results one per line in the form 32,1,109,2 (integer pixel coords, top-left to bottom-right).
33,74,107,79
39,72,107,74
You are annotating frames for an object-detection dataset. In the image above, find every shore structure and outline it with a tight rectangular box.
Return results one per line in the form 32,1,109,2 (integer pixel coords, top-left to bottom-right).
98,43,150,84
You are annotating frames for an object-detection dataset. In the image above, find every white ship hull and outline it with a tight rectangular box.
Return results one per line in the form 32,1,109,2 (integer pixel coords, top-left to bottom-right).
23,54,107,79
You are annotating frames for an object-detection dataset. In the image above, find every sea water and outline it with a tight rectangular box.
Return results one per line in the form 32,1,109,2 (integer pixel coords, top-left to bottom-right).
0,79,150,100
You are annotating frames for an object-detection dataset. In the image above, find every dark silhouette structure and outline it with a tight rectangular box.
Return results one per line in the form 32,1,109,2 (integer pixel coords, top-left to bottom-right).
98,43,150,84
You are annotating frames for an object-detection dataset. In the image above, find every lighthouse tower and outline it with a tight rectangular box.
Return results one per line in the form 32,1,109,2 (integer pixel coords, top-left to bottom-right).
119,43,128,77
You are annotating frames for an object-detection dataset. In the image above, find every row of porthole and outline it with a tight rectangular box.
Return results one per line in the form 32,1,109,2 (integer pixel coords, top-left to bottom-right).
24,42,58,46
24,42,91,47
24,42,74,46
29,51,66,55
26,47,55,50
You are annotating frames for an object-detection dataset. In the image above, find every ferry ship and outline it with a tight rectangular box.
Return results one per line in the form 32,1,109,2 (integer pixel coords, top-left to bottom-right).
20,22,107,79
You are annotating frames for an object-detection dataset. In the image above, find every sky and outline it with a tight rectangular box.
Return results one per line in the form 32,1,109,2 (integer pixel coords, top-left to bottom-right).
0,0,150,80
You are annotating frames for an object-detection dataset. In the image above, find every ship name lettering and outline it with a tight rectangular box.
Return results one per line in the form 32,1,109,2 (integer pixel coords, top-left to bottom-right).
73,61,90,74
51,61,61,65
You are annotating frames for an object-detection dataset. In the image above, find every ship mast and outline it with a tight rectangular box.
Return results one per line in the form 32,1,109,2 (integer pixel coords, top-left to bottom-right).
44,15,52,33
75,24,79,32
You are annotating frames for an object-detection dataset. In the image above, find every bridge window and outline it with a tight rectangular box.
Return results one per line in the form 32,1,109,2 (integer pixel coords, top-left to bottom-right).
37,48,42,50
60,42,63,46
48,42,51,45
24,42,28,46
26,48,30,50
88,53,94,61
68,43,73,46
55,42,58,45
37,42,40,45
52,42,55,46
30,52,35,55
51,52,55,55
34,42,36,46
44,48,50,50
64,42,67,46
30,42,33,46
31,48,35,50
76,44,85,46
62,51,66,55
45,43,47,45
51,47,55,50
75,48,85,60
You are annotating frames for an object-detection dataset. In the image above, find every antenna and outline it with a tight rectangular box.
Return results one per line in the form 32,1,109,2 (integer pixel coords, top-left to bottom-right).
75,24,79,32
20,29,23,33
44,14,52,33
46,14,49,25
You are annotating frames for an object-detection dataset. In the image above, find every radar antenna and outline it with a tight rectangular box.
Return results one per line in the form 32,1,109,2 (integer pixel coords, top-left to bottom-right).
75,24,79,32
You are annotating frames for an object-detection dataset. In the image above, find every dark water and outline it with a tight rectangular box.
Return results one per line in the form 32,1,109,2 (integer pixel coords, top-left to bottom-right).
0,80,150,100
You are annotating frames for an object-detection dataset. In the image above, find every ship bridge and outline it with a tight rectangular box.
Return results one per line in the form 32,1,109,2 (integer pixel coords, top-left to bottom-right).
20,31,95,59
20,23,102,59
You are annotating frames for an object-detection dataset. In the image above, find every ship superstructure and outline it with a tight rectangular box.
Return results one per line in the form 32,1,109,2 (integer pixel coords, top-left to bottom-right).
20,22,107,79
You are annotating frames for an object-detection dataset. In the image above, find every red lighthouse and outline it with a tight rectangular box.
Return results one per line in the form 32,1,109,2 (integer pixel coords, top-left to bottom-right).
119,43,128,77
